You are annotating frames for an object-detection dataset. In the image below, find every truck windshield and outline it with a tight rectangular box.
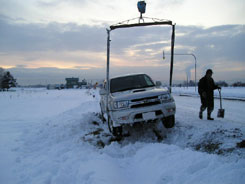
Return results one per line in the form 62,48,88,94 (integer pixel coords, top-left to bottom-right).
110,74,155,93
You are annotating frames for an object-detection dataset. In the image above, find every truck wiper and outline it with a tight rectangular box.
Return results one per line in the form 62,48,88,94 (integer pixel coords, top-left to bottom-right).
112,87,136,93
136,84,155,88
112,84,155,93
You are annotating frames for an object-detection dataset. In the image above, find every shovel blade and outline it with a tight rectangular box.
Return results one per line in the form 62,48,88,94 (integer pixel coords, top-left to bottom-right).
217,109,225,118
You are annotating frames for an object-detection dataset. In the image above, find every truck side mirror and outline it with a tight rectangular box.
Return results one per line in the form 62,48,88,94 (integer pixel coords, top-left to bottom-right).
99,88,106,95
156,81,162,87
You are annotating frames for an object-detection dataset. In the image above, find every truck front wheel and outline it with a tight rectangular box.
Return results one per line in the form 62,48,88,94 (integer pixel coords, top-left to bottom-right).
99,103,106,123
162,115,175,128
108,117,122,137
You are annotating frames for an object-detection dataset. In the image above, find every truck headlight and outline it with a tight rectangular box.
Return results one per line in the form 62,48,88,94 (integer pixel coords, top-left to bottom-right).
159,93,174,102
113,101,129,109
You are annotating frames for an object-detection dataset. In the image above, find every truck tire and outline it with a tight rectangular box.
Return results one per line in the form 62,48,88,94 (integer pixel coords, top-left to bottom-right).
108,117,122,137
112,126,122,137
108,116,113,133
162,115,175,128
99,103,106,123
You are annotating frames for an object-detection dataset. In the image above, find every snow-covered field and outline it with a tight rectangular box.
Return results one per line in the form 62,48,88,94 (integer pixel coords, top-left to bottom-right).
172,86,245,101
0,87,244,184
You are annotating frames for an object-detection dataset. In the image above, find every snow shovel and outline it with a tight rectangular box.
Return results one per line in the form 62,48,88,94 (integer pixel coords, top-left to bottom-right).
217,88,225,118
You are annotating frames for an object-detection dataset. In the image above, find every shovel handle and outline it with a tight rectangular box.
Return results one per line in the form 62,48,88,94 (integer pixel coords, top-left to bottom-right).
218,88,222,109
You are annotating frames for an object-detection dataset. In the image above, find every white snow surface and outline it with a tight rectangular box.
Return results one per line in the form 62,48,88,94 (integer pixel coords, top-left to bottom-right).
0,87,245,184
172,86,245,100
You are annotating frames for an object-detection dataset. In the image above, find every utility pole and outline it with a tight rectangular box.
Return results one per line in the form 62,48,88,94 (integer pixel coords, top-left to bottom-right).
163,52,197,91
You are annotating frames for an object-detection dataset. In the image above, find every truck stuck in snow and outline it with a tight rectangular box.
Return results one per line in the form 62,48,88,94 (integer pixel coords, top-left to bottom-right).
99,73,176,136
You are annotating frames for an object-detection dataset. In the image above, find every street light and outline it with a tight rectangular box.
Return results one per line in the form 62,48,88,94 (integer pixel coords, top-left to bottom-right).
163,51,197,91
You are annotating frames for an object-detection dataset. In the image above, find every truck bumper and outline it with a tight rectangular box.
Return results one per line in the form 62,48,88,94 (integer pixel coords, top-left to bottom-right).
109,102,176,127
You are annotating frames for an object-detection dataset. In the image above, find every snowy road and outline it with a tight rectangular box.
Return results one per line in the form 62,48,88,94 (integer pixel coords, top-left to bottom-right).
175,94,245,125
169,95,245,154
0,88,244,184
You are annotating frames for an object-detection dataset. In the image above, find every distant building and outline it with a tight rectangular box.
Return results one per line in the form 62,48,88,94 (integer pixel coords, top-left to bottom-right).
66,77,79,88
79,79,87,87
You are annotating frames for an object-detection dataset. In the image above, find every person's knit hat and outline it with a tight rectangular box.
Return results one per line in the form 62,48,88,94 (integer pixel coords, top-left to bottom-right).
206,69,213,75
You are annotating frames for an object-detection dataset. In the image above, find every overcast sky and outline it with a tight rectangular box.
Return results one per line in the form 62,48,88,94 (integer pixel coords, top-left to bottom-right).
0,0,244,85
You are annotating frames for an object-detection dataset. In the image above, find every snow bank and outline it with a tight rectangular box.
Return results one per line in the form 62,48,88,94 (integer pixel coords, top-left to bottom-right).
0,88,244,184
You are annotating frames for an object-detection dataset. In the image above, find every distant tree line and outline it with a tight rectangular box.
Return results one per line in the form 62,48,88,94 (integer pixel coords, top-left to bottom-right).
232,82,245,87
0,67,17,91
216,81,228,87
176,80,245,87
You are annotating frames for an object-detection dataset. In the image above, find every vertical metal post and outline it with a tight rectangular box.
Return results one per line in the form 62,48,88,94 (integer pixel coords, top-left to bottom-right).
195,58,196,91
192,54,197,92
164,52,197,91
169,24,175,93
106,29,111,120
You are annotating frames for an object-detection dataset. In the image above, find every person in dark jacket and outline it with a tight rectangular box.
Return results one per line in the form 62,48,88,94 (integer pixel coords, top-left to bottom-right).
198,69,221,120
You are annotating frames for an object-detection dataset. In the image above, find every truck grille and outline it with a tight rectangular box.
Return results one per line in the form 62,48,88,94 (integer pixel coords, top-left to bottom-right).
131,101,161,108
131,96,158,102
130,96,161,108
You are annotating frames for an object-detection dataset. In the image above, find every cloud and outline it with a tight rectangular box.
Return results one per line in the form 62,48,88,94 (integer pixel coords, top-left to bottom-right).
1,0,244,27
175,25,245,62
15,64,27,68
0,17,244,84
1,14,244,64
0,18,107,52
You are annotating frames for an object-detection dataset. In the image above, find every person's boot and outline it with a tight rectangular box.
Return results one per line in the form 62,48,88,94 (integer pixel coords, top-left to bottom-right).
199,111,203,119
207,113,214,120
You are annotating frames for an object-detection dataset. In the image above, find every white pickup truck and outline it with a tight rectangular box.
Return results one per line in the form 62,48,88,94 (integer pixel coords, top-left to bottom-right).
99,73,176,136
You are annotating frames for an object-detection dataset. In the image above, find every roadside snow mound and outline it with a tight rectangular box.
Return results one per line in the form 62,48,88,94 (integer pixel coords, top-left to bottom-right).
164,122,245,157
16,103,245,184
